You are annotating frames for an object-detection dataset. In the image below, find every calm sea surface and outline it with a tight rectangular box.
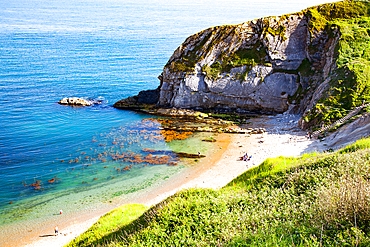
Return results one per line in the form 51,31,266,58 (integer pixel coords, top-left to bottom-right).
0,0,334,243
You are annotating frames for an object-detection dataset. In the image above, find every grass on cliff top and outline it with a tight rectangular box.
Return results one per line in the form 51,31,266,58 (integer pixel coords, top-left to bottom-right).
67,138,370,247
305,0,370,34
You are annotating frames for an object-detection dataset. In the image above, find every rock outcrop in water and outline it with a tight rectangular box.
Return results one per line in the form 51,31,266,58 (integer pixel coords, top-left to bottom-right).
114,88,160,109
58,97,102,106
59,97,92,106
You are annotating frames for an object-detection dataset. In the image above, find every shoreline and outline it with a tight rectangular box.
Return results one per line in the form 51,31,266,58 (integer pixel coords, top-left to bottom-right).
22,114,325,247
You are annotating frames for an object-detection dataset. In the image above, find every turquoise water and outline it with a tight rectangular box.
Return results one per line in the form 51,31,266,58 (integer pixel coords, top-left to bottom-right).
0,0,334,244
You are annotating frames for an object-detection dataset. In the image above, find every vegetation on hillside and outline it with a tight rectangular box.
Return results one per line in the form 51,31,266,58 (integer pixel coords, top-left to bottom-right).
303,1,370,130
66,204,148,246
67,138,370,246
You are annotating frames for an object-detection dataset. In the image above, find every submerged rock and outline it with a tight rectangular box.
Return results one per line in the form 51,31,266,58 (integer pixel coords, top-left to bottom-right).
141,149,206,158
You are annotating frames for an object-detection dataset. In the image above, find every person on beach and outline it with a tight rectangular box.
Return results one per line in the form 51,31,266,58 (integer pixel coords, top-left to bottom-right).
59,209,63,214
243,153,248,161
54,226,59,236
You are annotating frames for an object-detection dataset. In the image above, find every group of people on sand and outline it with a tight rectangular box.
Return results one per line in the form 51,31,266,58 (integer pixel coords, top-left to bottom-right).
240,153,252,161
306,132,313,139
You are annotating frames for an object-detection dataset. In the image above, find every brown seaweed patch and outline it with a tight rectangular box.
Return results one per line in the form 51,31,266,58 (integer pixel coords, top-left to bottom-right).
112,154,126,160
26,181,43,190
122,165,132,171
161,130,193,142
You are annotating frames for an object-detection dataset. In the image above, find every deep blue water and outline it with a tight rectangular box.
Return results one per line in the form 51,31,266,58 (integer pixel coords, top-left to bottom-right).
0,0,334,243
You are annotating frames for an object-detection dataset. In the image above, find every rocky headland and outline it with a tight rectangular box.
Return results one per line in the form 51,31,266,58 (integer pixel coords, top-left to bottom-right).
114,1,370,145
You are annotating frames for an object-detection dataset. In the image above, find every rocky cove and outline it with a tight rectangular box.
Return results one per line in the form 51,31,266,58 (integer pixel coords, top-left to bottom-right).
16,1,370,246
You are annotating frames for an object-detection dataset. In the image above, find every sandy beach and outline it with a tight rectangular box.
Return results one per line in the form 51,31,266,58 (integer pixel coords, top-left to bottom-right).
23,114,327,247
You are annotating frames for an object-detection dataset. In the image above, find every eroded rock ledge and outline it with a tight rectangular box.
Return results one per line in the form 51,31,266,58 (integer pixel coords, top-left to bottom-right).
113,88,160,110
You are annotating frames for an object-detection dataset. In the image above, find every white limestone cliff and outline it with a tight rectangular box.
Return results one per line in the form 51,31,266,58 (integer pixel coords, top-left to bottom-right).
158,13,323,113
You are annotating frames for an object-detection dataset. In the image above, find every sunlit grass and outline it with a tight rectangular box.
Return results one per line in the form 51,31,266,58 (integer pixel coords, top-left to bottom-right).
338,137,370,154
67,138,370,246
66,204,148,247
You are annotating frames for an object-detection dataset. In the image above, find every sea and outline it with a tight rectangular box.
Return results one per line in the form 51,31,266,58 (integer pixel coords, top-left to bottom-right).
0,0,334,245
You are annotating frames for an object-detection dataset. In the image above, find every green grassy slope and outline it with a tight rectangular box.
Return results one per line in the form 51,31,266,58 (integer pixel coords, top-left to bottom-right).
66,138,370,247
66,204,148,246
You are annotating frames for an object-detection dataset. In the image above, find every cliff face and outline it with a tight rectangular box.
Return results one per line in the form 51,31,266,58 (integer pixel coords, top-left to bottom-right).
158,12,337,114
114,1,370,131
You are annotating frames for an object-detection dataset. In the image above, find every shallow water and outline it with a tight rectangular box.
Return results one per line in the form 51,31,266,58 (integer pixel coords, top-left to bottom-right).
0,0,335,244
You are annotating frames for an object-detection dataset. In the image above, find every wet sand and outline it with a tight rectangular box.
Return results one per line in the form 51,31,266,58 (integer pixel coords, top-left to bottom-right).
22,114,326,247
